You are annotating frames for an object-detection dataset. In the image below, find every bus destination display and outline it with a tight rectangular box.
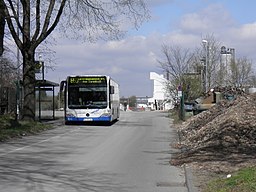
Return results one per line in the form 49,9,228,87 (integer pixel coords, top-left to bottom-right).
69,77,106,84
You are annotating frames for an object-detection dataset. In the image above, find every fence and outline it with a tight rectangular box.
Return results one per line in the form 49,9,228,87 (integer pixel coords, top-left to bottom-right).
0,87,17,115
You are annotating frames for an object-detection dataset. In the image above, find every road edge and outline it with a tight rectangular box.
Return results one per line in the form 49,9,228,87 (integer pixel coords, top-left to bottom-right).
176,128,199,192
184,165,198,192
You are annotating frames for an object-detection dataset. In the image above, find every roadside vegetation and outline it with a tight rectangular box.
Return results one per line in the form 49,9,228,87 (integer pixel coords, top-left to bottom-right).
168,108,180,123
0,115,52,142
204,166,256,192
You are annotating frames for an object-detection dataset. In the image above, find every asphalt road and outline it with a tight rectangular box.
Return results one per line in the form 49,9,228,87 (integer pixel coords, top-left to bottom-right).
0,111,188,192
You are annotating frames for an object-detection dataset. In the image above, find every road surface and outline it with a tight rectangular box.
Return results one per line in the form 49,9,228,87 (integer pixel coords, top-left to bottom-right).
0,111,188,192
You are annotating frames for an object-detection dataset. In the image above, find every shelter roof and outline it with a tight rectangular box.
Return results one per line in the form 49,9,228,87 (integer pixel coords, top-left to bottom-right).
36,80,59,87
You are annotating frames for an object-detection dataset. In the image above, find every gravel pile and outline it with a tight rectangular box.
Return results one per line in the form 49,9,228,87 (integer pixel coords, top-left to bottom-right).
172,93,256,167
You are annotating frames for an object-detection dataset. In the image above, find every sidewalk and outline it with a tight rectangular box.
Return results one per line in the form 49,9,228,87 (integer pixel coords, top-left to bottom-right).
169,119,198,192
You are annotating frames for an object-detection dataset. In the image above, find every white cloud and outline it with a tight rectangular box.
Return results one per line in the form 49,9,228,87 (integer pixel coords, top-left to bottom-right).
230,23,256,40
48,34,164,96
180,4,235,34
45,2,256,96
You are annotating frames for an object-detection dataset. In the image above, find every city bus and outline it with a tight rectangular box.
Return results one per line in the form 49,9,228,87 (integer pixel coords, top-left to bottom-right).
60,75,120,124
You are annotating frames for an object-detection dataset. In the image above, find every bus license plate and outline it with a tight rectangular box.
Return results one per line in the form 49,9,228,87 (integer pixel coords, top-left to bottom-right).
83,118,93,121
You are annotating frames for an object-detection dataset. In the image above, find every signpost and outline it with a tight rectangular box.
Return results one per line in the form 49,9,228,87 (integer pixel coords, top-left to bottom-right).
178,85,185,121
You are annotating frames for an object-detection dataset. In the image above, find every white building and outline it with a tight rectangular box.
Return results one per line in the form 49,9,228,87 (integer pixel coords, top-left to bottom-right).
148,72,173,110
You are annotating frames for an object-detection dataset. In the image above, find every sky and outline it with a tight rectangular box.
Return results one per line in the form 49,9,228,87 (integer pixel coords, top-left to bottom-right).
44,0,256,97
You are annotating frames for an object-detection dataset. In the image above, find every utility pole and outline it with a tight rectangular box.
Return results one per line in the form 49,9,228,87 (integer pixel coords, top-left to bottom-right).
16,0,20,120
202,39,208,92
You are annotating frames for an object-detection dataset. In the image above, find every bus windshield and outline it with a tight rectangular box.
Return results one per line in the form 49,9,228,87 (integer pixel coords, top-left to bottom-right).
67,77,108,109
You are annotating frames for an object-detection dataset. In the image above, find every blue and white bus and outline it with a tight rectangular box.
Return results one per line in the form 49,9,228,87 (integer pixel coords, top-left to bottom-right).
60,75,120,124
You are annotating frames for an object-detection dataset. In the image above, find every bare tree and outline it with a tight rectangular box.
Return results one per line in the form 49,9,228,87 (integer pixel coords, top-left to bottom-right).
1,0,149,121
201,34,222,89
0,56,17,87
249,72,256,87
200,34,256,89
229,57,254,87
158,44,199,100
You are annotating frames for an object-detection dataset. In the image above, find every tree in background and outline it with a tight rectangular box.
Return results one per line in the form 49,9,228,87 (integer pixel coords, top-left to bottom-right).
1,0,149,121
159,34,256,104
199,35,222,89
128,96,137,108
158,44,200,101
229,57,254,87
201,35,255,88
249,72,256,87
0,57,16,87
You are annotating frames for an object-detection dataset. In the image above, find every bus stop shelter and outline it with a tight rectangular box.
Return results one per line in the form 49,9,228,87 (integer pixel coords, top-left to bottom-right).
35,80,59,121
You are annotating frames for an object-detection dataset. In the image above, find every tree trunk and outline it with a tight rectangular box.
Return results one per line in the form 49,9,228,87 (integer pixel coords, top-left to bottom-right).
21,50,36,121
0,0,5,56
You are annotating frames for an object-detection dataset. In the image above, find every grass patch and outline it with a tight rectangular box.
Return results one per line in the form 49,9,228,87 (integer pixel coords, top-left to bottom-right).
168,109,193,124
204,166,256,192
168,109,185,124
0,115,53,142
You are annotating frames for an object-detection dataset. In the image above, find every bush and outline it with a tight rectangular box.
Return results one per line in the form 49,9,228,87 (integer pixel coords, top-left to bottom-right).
0,115,52,142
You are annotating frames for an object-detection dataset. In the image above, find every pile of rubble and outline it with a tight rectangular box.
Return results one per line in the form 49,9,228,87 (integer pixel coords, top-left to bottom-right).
172,93,256,169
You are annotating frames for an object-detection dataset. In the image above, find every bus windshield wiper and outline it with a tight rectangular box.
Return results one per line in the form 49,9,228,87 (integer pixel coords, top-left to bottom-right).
68,104,107,109
84,104,100,109
68,105,83,109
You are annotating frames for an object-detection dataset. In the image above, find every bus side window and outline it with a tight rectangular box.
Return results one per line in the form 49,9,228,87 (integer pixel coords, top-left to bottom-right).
110,86,115,94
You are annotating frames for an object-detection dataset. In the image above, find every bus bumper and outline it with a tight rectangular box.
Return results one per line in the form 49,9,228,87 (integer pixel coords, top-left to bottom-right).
66,116,112,122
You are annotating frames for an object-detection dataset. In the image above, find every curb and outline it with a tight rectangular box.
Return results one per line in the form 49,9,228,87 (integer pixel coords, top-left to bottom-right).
41,118,64,126
184,165,198,192
177,129,198,192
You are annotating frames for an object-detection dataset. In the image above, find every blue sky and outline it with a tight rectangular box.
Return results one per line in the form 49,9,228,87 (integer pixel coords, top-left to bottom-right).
45,0,256,97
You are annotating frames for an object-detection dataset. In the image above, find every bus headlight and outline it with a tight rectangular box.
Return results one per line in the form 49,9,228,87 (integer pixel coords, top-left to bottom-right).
100,109,111,117
66,112,75,117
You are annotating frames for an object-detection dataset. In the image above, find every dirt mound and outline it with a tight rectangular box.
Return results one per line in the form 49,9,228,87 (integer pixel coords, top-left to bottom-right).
171,93,256,172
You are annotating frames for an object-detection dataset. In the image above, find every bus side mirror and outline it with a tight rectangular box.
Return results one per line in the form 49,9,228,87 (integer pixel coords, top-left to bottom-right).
60,81,66,92
110,86,115,94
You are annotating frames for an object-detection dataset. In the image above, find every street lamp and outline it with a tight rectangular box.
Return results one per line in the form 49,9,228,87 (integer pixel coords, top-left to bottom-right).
202,39,208,44
202,39,208,92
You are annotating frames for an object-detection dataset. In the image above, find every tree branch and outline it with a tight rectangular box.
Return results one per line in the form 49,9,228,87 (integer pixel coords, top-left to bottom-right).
33,0,67,49
3,0,22,49
32,0,41,42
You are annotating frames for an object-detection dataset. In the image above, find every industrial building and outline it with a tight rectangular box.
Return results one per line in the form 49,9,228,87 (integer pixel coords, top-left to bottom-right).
148,72,173,111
